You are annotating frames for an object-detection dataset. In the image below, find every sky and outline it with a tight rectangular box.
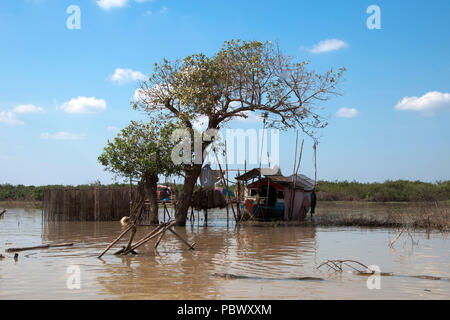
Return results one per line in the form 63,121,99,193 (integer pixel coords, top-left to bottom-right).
0,0,449,186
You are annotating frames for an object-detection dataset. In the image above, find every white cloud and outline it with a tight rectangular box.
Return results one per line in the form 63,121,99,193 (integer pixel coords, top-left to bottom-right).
59,97,107,114
307,39,348,54
0,111,24,125
12,104,44,114
336,107,360,118
40,132,85,140
394,91,450,116
97,0,153,10
109,68,147,85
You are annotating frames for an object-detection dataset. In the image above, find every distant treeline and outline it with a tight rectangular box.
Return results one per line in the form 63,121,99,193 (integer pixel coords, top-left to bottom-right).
315,180,450,202
1,180,450,202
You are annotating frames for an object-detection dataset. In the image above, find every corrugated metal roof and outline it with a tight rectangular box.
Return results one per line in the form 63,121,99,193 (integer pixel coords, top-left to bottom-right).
288,174,315,191
235,166,282,181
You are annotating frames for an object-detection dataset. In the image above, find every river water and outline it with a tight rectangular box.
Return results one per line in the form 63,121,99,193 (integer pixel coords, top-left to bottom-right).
0,207,449,299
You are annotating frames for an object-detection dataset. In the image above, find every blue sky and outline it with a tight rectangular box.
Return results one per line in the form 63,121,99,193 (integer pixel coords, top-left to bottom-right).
0,0,449,185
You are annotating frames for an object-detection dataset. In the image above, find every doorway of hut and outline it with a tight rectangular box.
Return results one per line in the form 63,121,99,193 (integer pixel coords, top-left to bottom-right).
260,185,277,207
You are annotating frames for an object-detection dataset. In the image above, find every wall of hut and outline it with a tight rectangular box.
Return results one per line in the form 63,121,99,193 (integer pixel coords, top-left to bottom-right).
43,188,143,222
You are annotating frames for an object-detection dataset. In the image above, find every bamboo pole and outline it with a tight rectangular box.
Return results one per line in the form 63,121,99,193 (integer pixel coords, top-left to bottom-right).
154,224,170,249
313,142,318,186
289,132,299,220
98,224,133,258
290,139,304,220
213,148,237,222
295,139,305,175
7,243,73,253
124,223,166,252
127,221,175,253
225,141,230,224
124,226,137,252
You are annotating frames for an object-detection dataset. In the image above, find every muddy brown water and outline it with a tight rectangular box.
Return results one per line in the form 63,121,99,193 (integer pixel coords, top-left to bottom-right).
0,205,449,299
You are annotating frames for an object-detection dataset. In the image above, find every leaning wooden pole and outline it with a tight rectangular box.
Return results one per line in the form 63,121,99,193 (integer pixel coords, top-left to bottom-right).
98,224,133,258
6,243,73,253
168,227,196,250
289,132,299,220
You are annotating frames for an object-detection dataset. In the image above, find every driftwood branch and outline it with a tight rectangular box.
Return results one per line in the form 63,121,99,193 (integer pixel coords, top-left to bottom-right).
0,209,6,218
317,259,368,273
6,243,73,253
389,227,405,248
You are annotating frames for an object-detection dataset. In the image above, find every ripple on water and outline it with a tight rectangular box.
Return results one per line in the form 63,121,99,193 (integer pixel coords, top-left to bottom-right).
0,207,449,299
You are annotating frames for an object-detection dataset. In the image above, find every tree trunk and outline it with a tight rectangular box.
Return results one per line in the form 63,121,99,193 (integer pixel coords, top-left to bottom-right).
144,173,159,225
175,164,202,226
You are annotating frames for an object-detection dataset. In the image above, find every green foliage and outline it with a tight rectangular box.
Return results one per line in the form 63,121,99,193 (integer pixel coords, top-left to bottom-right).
316,180,450,202
2,180,449,202
98,120,182,180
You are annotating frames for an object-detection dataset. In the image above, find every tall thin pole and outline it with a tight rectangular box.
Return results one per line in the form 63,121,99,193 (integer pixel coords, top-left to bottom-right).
289,132,299,220
295,139,305,176
314,142,318,186
259,114,268,171
213,148,237,222
225,141,230,225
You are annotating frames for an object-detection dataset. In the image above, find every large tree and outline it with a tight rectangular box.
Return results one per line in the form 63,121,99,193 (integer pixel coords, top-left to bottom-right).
98,120,180,224
134,40,345,226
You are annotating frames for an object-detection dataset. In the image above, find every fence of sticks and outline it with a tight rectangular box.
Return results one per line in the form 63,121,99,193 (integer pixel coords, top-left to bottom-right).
43,188,145,222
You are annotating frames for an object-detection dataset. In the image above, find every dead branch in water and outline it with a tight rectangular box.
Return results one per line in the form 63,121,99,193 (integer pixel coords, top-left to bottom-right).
0,209,6,218
388,225,418,249
6,243,73,253
317,260,368,273
389,227,406,248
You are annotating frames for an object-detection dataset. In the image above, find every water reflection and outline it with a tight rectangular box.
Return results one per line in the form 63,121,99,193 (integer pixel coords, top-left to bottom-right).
0,207,449,299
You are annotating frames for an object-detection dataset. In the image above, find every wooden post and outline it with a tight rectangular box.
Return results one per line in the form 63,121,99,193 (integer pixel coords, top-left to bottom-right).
225,141,230,225
313,142,318,186
213,148,237,222
289,132,299,220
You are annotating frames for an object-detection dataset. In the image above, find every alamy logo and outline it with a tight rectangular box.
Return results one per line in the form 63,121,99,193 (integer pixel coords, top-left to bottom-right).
66,265,81,290
366,265,381,290
366,5,381,30
170,128,280,174
66,5,81,30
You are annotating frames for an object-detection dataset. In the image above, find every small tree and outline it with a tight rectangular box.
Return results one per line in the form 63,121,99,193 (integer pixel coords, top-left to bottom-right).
98,120,180,224
134,40,345,225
